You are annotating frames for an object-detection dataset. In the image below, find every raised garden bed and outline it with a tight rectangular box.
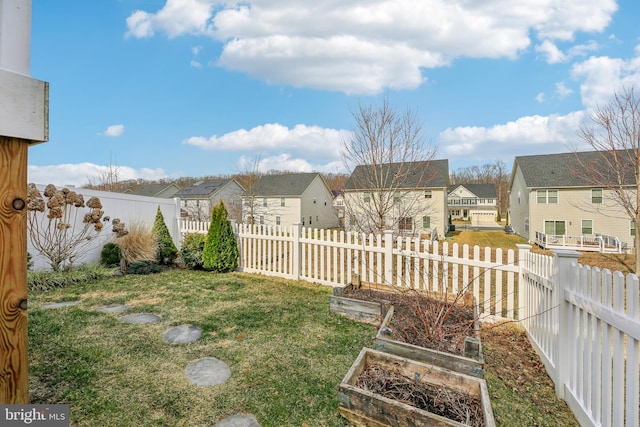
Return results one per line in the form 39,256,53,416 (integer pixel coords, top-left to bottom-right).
336,283,485,377
338,348,495,427
330,282,393,325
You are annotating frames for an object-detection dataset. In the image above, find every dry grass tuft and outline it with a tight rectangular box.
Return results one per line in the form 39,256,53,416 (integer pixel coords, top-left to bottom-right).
117,221,156,265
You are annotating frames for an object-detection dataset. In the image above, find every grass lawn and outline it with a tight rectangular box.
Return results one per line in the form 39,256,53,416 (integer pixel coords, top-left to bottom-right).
29,271,373,426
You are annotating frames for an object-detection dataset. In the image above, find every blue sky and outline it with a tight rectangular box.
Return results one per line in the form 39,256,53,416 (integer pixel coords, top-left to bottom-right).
26,0,640,187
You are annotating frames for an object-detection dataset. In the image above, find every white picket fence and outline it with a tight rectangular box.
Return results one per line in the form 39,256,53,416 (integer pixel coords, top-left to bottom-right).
179,220,640,427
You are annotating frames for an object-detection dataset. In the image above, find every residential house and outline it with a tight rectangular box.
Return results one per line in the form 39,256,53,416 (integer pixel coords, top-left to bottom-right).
342,159,449,237
332,190,345,228
175,179,244,222
509,151,634,250
124,183,181,198
243,172,339,228
448,183,498,225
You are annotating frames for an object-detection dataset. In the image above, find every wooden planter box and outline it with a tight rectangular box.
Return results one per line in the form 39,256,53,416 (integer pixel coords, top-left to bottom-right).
329,282,392,326
374,302,485,378
338,348,495,427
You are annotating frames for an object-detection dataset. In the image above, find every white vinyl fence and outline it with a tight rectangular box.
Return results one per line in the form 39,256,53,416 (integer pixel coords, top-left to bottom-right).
180,220,640,427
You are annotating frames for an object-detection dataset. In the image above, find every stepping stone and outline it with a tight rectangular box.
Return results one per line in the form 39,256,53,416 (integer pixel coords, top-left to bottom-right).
163,324,202,344
184,357,231,387
120,313,161,324
95,304,131,313
41,301,81,309
215,414,261,427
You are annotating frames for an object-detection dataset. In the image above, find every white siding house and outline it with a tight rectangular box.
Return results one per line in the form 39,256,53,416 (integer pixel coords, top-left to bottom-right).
243,173,339,228
509,151,634,251
448,183,498,225
175,179,244,222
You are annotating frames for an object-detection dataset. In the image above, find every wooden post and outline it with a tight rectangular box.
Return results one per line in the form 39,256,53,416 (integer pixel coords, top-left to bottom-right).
0,0,49,403
0,137,29,403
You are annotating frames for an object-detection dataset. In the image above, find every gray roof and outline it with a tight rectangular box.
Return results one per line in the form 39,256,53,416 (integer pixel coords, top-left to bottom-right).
175,179,233,198
344,159,449,190
248,173,320,197
449,183,496,198
126,183,180,198
514,150,636,188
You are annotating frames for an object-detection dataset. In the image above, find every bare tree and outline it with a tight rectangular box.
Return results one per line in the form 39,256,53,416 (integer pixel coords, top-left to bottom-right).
574,87,640,271
237,156,264,225
342,98,437,235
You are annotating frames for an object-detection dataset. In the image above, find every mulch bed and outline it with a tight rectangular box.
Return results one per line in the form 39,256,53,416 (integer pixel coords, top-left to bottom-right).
356,362,485,427
343,286,477,356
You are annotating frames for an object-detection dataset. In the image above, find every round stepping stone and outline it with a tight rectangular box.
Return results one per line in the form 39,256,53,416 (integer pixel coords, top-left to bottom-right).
120,313,161,324
184,357,231,386
41,301,81,309
163,324,202,344
95,304,131,313
215,414,261,427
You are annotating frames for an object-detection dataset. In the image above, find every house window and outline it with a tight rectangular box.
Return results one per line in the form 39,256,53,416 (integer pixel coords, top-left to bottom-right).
309,216,312,225
422,216,431,229
524,217,529,232
260,216,264,225
336,199,344,206
581,219,593,235
544,220,566,236
363,192,371,203
280,198,285,207
263,198,267,207
394,191,401,203
276,216,281,225
591,189,603,204
537,190,558,204
424,190,432,199
631,221,636,237
399,217,413,231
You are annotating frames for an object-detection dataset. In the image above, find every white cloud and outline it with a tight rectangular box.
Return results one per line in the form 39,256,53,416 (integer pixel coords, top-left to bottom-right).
571,51,640,109
100,124,125,137
126,0,617,94
535,92,545,103
237,154,346,174
439,111,587,166
28,163,168,188
536,39,600,64
556,82,573,99
184,123,350,162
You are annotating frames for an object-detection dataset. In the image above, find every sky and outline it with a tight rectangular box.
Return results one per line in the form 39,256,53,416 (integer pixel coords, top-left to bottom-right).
24,0,640,187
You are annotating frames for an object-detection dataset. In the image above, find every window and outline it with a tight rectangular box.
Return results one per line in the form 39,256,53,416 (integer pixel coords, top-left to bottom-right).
631,221,636,237
280,198,285,207
544,220,565,236
537,190,558,204
276,216,281,225
263,198,267,207
363,192,371,203
309,216,312,225
581,219,593,235
259,216,264,225
591,189,603,204
399,217,413,231
424,190,432,199
336,199,344,206
524,217,529,232
394,191,401,203
422,216,431,229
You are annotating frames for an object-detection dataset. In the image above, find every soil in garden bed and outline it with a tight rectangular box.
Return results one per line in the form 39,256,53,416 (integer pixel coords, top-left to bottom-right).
356,362,485,427
344,286,477,356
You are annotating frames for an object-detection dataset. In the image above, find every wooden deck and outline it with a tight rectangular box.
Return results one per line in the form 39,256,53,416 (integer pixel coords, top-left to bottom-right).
534,231,627,254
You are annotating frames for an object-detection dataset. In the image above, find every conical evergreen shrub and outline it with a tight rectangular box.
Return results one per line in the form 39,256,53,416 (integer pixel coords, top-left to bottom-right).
152,206,178,265
202,201,239,272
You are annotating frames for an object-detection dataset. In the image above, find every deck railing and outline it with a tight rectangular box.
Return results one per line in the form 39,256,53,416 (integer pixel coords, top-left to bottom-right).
534,231,625,253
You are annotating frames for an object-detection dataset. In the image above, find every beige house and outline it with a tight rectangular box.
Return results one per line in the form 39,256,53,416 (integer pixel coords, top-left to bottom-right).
175,179,244,222
448,183,498,225
342,159,449,237
243,173,339,228
509,151,634,250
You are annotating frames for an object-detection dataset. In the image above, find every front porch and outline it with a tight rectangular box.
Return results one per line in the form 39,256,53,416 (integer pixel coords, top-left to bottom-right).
534,231,629,253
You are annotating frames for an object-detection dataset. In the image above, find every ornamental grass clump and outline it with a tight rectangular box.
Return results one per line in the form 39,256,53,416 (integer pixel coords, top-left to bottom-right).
27,183,116,271
202,201,239,273
115,221,157,273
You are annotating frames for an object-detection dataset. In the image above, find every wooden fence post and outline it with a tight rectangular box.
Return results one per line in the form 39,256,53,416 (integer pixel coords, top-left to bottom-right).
383,230,394,286
0,0,49,403
552,249,582,399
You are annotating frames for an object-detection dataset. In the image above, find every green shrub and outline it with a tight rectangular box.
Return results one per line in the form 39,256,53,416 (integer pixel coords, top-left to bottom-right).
180,233,206,269
28,264,116,291
27,252,33,270
202,201,239,273
100,242,121,267
152,206,178,265
127,260,162,275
